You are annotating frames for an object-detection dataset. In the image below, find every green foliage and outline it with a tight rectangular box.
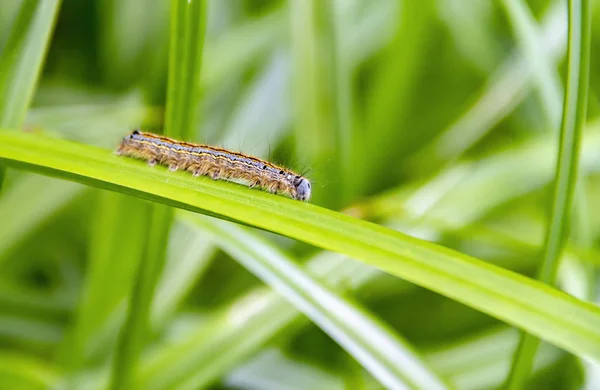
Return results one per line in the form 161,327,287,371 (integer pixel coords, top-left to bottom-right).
0,0,598,389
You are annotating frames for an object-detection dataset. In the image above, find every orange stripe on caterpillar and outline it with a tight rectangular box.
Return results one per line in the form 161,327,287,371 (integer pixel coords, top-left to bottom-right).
116,130,312,201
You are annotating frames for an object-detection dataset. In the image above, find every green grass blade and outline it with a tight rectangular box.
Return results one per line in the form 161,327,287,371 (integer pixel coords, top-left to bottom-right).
1,130,600,362
165,0,207,141
501,0,594,266
195,216,451,390
110,1,206,388
506,0,592,387
111,205,171,390
289,0,339,207
0,0,62,188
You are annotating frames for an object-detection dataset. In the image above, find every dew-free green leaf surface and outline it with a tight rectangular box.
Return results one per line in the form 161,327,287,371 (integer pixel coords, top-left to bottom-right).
1,130,600,362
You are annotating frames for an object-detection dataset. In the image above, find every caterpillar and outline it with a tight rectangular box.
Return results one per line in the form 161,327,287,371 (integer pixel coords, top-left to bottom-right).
116,130,312,201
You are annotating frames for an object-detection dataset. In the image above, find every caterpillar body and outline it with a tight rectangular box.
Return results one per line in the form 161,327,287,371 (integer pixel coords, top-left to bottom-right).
116,130,312,201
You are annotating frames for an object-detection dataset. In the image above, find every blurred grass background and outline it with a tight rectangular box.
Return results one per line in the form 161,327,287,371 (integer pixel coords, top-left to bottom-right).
0,0,599,389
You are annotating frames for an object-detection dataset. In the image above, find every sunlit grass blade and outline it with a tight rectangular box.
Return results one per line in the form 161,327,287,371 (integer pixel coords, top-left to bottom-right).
1,130,600,362
195,216,451,390
506,0,593,387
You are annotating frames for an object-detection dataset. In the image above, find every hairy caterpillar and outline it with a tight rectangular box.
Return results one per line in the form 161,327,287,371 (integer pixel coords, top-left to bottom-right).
116,130,312,201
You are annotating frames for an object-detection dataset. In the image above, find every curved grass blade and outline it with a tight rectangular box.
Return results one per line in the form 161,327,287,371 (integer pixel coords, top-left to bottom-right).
0,130,600,362
195,216,451,390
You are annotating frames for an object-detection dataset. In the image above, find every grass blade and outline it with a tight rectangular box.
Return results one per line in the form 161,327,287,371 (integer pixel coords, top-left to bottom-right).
196,216,451,390
110,1,207,388
506,0,592,387
111,205,171,390
1,130,600,362
289,0,339,206
165,0,207,141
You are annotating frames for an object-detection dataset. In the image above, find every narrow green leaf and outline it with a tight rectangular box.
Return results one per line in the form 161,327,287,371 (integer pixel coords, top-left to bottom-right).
501,0,596,383
289,0,340,207
195,216,451,390
165,0,207,141
111,205,171,390
507,0,592,387
1,131,600,362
